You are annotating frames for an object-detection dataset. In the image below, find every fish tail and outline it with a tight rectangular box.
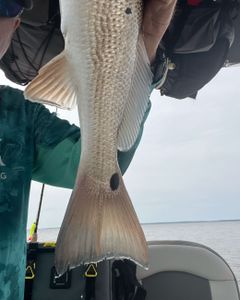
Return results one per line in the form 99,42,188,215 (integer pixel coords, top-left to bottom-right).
55,170,148,275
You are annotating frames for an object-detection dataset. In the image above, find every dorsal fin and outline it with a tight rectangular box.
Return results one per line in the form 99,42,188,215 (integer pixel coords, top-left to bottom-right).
24,51,77,110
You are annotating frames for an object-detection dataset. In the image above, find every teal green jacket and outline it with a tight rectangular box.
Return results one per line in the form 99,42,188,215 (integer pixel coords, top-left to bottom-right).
0,86,149,300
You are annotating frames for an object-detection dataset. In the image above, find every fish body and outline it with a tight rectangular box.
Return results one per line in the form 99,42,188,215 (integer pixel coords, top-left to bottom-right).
25,0,153,275
61,0,141,182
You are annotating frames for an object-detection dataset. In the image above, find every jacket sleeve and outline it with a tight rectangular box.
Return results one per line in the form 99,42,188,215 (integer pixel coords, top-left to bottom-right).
31,104,81,189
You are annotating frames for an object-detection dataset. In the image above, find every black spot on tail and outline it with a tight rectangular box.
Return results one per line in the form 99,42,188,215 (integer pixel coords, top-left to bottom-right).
110,173,120,191
125,7,132,15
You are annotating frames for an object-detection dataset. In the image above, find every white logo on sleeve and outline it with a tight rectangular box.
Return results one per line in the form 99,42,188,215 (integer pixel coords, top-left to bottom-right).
0,172,7,180
0,138,6,167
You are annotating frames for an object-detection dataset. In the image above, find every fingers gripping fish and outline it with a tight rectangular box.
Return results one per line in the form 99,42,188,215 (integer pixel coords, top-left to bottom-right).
25,0,153,275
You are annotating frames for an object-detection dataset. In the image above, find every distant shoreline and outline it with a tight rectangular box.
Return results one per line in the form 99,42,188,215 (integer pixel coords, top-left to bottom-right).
33,219,240,231
141,219,240,225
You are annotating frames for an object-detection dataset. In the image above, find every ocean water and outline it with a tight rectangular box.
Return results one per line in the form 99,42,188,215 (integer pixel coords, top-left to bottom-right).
36,220,240,285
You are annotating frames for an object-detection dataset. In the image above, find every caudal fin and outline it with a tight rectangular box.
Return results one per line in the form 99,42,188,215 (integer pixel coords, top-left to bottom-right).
55,170,148,275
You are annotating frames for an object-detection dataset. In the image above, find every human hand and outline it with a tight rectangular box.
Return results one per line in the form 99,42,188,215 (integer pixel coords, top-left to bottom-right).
142,0,177,63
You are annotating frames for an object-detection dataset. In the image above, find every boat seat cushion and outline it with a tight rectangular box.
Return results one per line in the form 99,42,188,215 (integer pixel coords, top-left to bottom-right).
137,240,240,300
143,271,211,300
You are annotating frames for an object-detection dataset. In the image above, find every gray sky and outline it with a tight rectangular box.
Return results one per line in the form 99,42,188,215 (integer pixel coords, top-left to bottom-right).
1,67,240,228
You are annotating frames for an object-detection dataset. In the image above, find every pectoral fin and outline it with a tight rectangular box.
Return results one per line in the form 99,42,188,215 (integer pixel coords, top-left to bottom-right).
24,51,77,109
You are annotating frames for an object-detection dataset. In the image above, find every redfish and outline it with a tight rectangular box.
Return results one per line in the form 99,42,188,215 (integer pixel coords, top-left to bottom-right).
25,0,153,275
